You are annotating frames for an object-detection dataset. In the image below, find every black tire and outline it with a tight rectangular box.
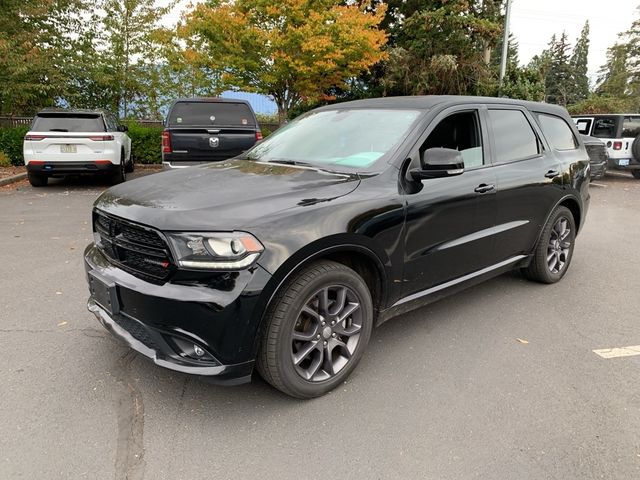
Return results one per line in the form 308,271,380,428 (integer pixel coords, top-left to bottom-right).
631,170,640,179
109,153,126,185
257,260,373,399
27,173,48,187
523,206,576,284
125,152,134,173
632,135,640,161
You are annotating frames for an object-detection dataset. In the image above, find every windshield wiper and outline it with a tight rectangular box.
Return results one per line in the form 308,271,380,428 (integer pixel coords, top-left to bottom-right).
264,159,314,167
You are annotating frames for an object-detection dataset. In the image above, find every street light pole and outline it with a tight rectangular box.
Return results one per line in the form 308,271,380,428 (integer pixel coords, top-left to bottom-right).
498,0,513,95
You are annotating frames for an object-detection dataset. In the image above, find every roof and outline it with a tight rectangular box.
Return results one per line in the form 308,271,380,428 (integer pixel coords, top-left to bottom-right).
571,113,640,117
37,107,111,115
171,97,252,106
319,95,569,116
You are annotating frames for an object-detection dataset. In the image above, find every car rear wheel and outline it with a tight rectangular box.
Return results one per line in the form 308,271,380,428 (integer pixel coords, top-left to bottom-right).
110,156,126,185
257,260,373,398
523,206,576,284
631,170,640,179
125,152,135,173
27,173,48,187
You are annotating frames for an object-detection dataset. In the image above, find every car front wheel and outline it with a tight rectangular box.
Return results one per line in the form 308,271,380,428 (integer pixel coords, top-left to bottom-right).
523,205,576,284
257,260,373,398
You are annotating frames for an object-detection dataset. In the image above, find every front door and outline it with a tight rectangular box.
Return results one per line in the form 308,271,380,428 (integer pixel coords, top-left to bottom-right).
402,107,498,298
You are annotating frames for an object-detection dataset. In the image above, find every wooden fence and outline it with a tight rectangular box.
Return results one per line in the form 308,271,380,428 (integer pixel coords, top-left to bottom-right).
0,116,280,133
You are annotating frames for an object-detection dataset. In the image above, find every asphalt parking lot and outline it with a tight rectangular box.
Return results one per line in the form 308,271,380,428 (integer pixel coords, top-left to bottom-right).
1,171,640,480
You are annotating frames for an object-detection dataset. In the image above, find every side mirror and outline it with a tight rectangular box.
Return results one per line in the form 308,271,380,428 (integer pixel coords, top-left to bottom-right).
410,147,464,181
117,125,128,132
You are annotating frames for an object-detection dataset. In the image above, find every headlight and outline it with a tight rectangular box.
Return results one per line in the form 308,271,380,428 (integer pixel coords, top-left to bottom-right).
166,232,264,270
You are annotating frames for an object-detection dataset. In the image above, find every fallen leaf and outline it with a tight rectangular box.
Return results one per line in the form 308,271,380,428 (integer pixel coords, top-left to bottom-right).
58,321,68,327
55,291,62,295
516,338,529,344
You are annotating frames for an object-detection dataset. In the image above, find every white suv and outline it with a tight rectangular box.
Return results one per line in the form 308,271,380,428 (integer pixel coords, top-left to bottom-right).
572,114,640,179
23,109,133,187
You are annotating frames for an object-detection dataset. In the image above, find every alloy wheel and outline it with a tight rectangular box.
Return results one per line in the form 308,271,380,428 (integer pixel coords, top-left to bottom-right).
291,285,362,382
547,216,571,274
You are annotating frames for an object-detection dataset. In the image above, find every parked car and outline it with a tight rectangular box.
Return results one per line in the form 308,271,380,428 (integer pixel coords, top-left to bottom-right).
572,114,640,179
23,109,133,187
161,98,262,169
85,96,590,398
581,135,608,180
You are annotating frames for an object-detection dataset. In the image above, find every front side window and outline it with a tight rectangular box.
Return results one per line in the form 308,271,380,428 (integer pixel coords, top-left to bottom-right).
246,108,422,172
421,111,484,168
622,116,640,138
488,109,539,163
536,113,577,150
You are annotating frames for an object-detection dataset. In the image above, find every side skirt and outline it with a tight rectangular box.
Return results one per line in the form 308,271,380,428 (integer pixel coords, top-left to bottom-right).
376,255,530,326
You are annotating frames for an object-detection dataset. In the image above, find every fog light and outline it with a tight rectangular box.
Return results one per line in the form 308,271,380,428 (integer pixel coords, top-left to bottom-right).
193,344,205,357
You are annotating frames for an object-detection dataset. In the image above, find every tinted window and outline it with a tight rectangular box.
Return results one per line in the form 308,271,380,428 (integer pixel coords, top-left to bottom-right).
574,118,592,135
536,114,577,150
422,111,484,168
106,114,118,131
622,116,640,137
169,102,256,126
488,110,539,163
592,117,617,138
32,114,105,132
247,109,421,172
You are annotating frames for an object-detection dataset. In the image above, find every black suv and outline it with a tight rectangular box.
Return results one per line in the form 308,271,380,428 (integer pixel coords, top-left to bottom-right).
161,98,262,169
85,96,590,398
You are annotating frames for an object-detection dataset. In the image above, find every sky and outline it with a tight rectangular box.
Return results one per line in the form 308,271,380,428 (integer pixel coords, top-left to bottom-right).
510,0,638,83
161,0,640,88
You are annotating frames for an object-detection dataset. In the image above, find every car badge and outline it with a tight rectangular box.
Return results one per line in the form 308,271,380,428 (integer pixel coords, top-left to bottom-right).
209,137,220,148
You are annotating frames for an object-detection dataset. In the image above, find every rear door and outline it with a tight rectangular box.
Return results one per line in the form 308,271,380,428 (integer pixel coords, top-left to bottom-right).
167,101,259,163
488,107,566,261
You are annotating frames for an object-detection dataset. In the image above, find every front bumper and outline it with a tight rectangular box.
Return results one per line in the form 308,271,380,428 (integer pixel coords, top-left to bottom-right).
589,160,607,179
84,244,272,383
27,161,118,176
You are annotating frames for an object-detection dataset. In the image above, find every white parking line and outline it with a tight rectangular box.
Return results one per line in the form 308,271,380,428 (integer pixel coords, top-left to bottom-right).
593,345,640,359
590,182,607,188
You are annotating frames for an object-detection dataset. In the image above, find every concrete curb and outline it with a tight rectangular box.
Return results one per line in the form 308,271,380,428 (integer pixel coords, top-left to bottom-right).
0,172,27,187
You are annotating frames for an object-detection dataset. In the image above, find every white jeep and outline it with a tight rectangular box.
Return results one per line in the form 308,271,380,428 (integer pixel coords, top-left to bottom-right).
572,114,640,179
23,109,133,187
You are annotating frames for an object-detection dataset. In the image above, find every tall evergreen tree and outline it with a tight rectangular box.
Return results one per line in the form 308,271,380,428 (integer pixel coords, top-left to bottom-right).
597,43,630,96
543,32,573,106
570,21,590,103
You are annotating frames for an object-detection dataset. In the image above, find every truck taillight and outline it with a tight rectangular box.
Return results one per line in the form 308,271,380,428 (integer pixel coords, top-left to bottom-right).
613,141,622,150
162,130,172,153
89,135,115,141
255,131,263,141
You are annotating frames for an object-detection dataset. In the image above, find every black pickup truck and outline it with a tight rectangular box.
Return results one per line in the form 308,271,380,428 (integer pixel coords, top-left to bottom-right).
161,98,262,169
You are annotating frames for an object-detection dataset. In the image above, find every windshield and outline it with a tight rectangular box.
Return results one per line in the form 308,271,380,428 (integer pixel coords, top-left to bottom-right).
32,114,105,132
246,108,422,171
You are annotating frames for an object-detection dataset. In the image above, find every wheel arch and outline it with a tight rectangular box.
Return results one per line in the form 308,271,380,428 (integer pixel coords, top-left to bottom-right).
532,194,582,254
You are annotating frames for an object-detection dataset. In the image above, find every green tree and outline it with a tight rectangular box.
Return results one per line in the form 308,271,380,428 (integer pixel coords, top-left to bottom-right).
181,0,387,123
381,0,503,96
596,43,630,97
541,32,573,106
570,21,590,103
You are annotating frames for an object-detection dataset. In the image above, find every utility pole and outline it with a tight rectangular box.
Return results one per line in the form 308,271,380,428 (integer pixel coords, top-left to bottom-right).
498,0,513,95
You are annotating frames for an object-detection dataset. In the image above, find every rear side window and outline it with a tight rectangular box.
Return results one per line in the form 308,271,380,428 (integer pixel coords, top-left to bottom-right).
622,116,640,137
169,102,255,127
488,109,539,163
32,114,105,132
536,113,577,150
574,118,592,135
592,117,617,138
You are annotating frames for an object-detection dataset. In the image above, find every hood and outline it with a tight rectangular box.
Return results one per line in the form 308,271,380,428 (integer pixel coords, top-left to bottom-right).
94,160,361,231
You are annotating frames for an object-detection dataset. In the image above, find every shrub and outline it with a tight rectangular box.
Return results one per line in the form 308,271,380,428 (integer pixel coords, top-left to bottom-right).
0,126,29,166
0,151,12,167
126,122,163,164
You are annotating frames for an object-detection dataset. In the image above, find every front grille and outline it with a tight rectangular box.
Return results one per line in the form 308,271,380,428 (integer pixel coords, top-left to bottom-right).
94,210,173,283
585,143,608,163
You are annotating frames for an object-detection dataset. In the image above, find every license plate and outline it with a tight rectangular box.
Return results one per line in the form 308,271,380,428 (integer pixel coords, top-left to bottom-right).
88,271,119,315
61,144,77,154
619,159,630,166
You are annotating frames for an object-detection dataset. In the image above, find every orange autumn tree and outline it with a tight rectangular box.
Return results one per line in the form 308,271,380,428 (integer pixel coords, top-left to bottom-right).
180,0,387,123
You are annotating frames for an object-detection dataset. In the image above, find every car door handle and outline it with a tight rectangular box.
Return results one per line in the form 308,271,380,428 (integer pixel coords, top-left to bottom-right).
474,183,495,194
545,170,560,178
